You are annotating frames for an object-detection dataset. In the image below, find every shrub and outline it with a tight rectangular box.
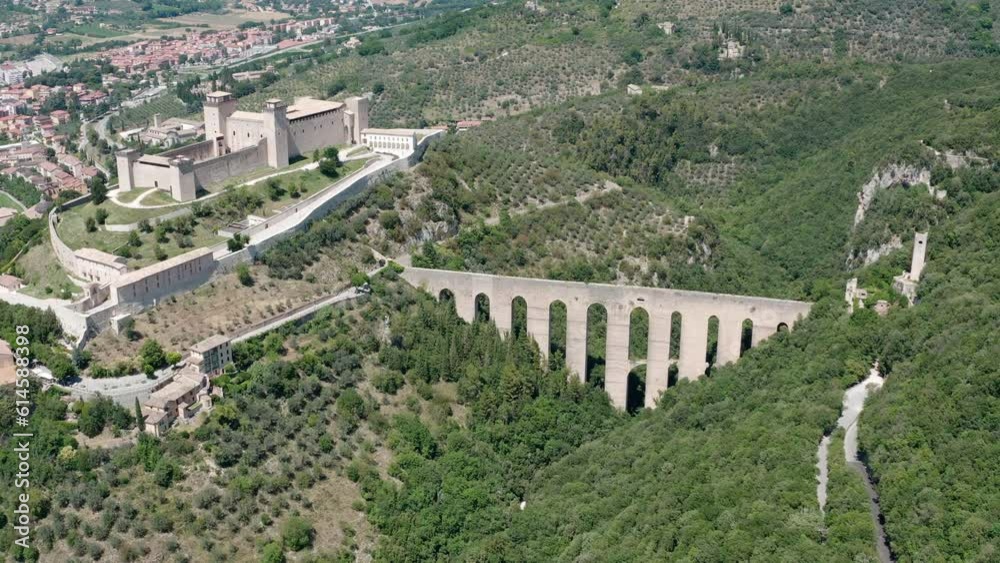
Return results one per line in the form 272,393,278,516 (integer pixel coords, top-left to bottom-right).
373,370,405,394
237,264,254,287
281,516,314,551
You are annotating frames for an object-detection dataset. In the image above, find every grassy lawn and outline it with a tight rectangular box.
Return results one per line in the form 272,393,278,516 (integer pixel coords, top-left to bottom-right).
16,242,82,299
203,154,319,194
0,191,24,210
115,188,156,204
125,225,225,268
56,200,184,250
256,159,367,215
56,202,224,267
143,190,181,206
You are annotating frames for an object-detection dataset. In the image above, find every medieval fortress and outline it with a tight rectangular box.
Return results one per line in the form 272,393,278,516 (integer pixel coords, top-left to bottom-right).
116,92,370,201
0,90,441,347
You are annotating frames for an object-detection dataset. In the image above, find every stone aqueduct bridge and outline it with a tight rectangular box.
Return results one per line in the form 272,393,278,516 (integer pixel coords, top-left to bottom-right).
401,267,813,409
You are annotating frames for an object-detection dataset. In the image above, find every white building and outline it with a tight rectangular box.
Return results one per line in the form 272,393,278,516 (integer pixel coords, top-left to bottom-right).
361,128,418,158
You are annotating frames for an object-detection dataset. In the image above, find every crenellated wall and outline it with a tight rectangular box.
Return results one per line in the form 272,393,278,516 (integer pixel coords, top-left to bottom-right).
191,141,267,188
159,138,217,162
401,267,813,410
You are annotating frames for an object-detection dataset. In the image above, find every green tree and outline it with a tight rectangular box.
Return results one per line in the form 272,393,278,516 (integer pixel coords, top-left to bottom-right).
261,542,285,563
139,339,167,370
134,398,144,431
281,516,314,551
89,176,108,204
319,155,340,178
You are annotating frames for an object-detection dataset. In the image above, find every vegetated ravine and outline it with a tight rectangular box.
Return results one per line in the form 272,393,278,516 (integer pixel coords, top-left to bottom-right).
816,364,893,562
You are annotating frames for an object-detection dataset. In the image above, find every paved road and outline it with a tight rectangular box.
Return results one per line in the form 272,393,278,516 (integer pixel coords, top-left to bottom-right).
55,365,177,407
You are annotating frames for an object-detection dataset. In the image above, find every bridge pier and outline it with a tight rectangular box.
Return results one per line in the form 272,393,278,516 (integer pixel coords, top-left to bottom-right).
645,313,672,408
492,296,512,335
752,324,777,346
526,298,550,358
604,304,631,410
716,315,743,367
455,291,475,324
565,301,588,383
678,313,708,381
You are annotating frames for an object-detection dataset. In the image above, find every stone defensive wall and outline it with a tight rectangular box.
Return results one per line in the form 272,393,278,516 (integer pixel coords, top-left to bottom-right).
401,267,813,409
159,138,217,161
191,141,266,188
48,193,93,280
215,129,443,270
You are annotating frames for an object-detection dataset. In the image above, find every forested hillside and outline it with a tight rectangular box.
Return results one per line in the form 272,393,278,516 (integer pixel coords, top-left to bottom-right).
467,188,1000,561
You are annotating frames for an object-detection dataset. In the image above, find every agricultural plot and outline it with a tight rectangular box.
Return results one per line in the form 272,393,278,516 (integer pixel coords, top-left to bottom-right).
116,95,189,130
161,10,291,29
240,7,628,126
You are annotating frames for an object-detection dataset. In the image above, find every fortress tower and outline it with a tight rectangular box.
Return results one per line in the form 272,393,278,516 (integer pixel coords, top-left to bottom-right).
910,231,928,281
115,149,140,192
262,98,289,168
203,91,237,153
345,96,369,145
893,231,929,305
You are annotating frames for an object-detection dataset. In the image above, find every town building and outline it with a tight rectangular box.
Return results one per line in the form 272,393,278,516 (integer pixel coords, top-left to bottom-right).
138,115,204,147
0,207,17,227
0,274,23,291
361,128,417,158
0,339,14,385
73,248,129,284
117,91,369,202
141,366,212,436
188,334,233,376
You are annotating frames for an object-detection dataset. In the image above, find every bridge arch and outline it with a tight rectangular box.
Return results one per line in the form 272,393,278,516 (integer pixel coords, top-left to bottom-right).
629,307,649,362
474,293,490,323
586,303,608,388
705,315,720,375
740,319,754,356
439,288,454,302
511,296,528,337
626,365,646,414
669,311,682,360
548,300,567,371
